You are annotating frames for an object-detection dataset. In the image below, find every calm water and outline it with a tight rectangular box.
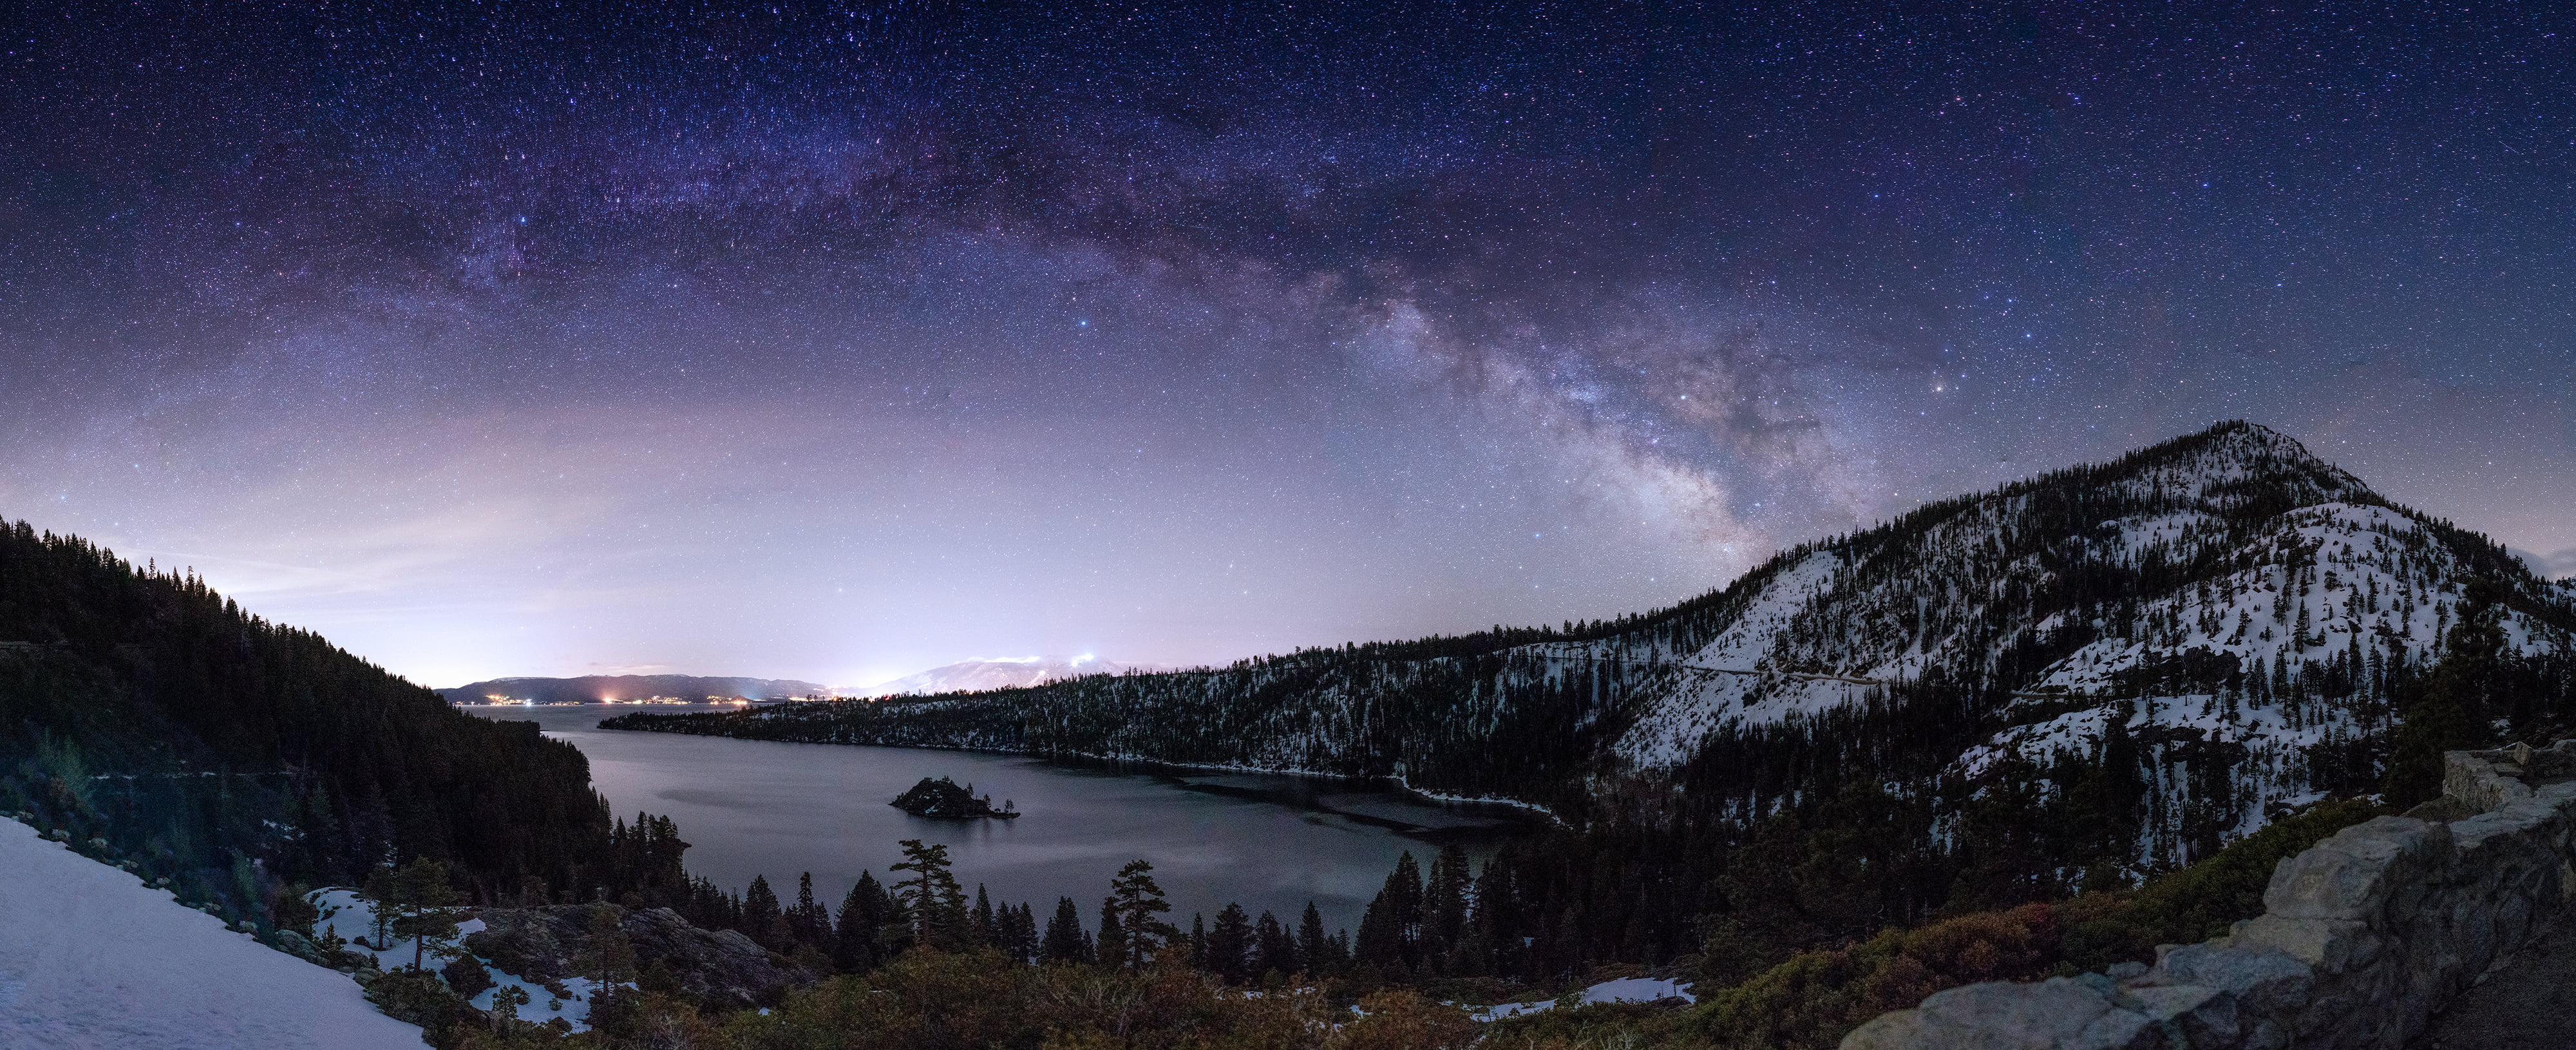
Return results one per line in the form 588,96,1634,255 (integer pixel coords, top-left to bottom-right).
466,703,1540,935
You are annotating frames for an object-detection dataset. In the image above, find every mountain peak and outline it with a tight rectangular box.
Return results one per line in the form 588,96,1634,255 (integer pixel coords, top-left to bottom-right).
1962,420,2373,528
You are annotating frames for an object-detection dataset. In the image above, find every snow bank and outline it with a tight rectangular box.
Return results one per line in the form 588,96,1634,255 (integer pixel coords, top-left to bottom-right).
1469,976,1696,1021
0,818,423,1049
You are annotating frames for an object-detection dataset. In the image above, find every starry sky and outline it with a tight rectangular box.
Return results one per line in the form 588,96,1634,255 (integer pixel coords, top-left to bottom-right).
3,2,2570,689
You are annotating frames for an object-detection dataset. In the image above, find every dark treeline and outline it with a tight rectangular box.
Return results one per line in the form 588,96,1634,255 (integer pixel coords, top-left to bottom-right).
616,840,1368,993
0,519,677,934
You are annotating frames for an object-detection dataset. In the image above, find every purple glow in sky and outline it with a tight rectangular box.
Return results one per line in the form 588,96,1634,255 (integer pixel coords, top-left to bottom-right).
3,3,2570,687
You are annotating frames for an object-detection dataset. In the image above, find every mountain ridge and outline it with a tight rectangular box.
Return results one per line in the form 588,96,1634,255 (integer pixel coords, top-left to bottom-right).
440,674,830,704
844,655,1168,698
609,422,2576,871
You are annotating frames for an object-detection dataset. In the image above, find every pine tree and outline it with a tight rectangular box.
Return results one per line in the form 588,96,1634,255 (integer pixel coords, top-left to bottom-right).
1041,897,1091,963
491,985,531,1031
2385,579,2506,805
1253,910,1296,980
1297,901,1336,975
889,839,969,950
1096,897,1128,970
1208,902,1254,984
1001,902,1037,964
743,875,784,950
1104,859,1178,969
1356,851,1424,966
1422,845,1472,964
366,857,463,971
791,873,828,951
972,885,998,948
579,903,638,987
833,870,894,973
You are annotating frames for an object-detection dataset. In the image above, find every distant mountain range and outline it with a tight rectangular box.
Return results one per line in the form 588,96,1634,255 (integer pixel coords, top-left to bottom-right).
440,674,830,704
842,656,1165,698
612,422,2576,872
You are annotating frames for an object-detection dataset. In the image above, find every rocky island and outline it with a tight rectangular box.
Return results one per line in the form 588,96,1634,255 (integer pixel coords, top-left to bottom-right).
889,776,1019,819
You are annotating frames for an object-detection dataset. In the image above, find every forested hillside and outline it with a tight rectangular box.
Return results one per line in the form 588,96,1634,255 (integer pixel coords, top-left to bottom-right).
0,519,674,931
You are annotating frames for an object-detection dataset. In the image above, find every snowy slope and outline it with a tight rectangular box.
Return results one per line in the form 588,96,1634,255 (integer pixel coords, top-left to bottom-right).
1569,423,2573,865
0,818,422,1050
1609,428,2568,760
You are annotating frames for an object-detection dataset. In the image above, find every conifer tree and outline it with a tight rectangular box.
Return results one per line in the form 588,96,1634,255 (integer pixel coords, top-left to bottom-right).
366,857,463,971
889,839,969,950
1104,859,1178,969
1296,902,1336,974
972,884,998,948
580,903,638,988
1423,845,1472,962
1253,910,1296,979
1356,851,1424,966
743,875,785,950
491,985,530,1032
2385,579,2506,805
1208,902,1254,984
1001,902,1037,964
791,873,828,951
833,871,895,973
1096,897,1128,969
1041,897,1091,963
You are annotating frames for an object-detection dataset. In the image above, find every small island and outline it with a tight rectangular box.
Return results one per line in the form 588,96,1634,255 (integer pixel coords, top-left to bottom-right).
890,776,1020,819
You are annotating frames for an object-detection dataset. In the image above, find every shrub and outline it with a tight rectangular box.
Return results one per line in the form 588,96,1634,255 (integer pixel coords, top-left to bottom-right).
1684,797,2389,1050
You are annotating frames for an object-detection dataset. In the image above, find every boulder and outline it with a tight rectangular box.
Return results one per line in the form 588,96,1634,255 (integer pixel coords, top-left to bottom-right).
1840,977,2160,1050
464,904,819,1011
2261,817,2448,924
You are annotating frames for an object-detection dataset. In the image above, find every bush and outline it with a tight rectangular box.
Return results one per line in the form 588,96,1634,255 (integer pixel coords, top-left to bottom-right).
441,954,497,999
1333,990,1478,1050
363,968,469,1042
728,947,1333,1050
1683,797,2390,1050
2059,797,2389,969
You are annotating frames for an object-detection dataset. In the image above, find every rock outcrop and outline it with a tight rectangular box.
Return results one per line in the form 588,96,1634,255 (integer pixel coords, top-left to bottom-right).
1844,743,2576,1049
464,904,819,1011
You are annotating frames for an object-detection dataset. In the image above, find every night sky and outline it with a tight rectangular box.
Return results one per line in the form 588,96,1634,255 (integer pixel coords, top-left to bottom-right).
3,2,2570,688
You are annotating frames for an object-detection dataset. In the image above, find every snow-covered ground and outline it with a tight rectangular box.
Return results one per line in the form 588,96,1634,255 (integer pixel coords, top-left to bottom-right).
0,817,423,1049
312,890,620,1031
1468,976,1696,1021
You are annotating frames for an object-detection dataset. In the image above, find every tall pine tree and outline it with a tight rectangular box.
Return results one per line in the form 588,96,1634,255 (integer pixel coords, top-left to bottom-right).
1041,897,1092,964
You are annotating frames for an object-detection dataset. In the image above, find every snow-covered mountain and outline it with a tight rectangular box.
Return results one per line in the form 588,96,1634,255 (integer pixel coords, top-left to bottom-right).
440,673,831,703
621,423,2576,868
844,655,1164,698
1535,422,2573,862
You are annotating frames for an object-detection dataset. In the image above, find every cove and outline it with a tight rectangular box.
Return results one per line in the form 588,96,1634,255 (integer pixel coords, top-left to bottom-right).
466,703,1542,935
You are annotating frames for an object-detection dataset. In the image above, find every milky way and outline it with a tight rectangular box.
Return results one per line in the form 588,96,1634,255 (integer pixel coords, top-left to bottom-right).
3,3,2570,686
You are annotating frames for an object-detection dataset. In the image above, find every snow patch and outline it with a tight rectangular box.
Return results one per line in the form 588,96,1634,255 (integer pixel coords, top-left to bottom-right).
314,890,623,1031
1469,977,1697,1021
0,817,422,1049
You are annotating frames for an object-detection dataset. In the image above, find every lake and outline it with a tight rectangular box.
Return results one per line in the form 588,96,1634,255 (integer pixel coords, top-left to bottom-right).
464,703,1543,937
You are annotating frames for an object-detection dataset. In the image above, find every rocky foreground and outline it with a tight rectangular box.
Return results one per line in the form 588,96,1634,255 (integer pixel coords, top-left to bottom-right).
462,903,821,1011
1845,742,2576,1049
